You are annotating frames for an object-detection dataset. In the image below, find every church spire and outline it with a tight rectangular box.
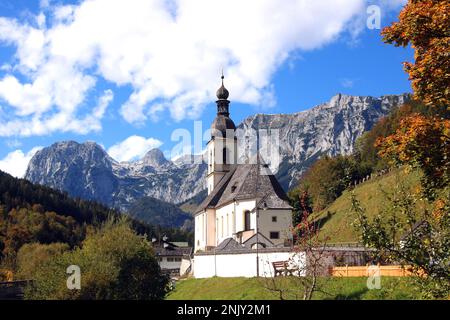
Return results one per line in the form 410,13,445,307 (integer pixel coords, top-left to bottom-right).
211,72,236,138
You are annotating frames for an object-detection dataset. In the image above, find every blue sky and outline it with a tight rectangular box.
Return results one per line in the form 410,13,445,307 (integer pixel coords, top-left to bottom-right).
0,0,413,177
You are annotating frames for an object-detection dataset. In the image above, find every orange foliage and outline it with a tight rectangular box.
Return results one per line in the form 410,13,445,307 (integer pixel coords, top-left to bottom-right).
376,114,450,188
382,0,450,108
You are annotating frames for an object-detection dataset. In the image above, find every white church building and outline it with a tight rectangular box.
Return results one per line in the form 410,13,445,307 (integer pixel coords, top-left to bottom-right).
191,76,297,278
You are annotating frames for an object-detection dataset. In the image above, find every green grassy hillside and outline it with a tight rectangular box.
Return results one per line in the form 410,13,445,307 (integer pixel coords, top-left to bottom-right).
166,277,421,300
312,168,421,243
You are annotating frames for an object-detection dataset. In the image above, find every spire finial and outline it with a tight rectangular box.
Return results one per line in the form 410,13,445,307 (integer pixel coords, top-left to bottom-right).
216,69,229,100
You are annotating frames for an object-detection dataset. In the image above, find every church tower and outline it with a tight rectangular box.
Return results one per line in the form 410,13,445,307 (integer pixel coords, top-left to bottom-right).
206,74,237,194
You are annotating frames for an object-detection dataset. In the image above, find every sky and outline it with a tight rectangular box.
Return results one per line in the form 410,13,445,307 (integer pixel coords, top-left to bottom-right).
0,0,413,178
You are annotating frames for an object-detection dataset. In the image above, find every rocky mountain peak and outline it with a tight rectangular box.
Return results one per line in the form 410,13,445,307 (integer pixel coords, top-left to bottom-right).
142,148,170,168
25,140,117,205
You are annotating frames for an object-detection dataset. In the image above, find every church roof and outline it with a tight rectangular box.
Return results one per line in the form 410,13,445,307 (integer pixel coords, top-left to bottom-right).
243,232,275,248
215,237,245,251
212,233,277,253
195,164,292,214
211,115,236,137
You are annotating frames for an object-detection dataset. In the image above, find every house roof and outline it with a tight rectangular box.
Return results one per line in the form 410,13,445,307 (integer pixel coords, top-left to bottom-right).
195,167,236,212
213,233,277,253
242,232,275,248
215,237,246,251
154,246,192,257
153,240,192,257
195,164,292,214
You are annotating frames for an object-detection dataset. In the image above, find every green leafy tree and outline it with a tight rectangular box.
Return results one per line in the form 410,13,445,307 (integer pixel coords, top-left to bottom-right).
289,189,313,226
26,219,169,300
114,250,169,300
352,183,449,299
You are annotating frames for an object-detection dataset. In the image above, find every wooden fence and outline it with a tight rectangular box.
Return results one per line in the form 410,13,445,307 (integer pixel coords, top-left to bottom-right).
330,264,416,277
0,280,32,300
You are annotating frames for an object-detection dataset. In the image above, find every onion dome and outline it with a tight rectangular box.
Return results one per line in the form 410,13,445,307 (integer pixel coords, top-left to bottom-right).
216,75,229,100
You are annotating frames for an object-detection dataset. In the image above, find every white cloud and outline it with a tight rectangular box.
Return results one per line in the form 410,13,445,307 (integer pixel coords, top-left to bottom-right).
107,135,163,162
0,0,405,136
0,146,43,178
0,89,113,137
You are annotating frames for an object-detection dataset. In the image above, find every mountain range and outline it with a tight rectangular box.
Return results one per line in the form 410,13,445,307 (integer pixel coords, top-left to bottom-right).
25,93,409,225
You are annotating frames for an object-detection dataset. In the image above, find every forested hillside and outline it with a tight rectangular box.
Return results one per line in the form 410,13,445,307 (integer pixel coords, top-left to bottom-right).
0,170,192,273
128,196,193,230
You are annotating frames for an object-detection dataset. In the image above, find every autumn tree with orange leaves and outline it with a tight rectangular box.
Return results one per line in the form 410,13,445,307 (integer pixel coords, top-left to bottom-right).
353,0,450,299
376,114,450,195
382,0,450,108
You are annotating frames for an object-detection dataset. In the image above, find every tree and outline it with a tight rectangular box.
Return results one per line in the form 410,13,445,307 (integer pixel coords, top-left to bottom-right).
376,114,450,198
295,156,369,211
354,100,440,171
352,183,449,299
16,243,69,280
114,250,170,300
1,208,83,268
289,189,313,226
352,2,450,297
26,219,170,300
354,114,449,298
382,0,450,108
264,193,333,300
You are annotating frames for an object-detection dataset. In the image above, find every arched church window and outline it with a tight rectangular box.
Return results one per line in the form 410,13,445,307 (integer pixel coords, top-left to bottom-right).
244,210,251,231
222,147,228,165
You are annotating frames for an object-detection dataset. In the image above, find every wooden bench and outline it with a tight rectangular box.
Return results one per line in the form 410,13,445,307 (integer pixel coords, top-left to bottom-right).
272,261,295,277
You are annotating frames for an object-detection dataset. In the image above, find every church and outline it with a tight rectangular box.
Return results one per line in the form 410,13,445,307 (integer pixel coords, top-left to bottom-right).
194,75,293,253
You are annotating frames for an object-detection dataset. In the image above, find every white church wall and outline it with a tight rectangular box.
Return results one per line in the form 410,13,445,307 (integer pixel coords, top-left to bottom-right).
195,209,217,252
257,209,293,246
194,212,206,252
180,257,193,277
159,256,183,270
215,200,257,245
193,250,306,278
216,203,234,244
235,200,257,233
